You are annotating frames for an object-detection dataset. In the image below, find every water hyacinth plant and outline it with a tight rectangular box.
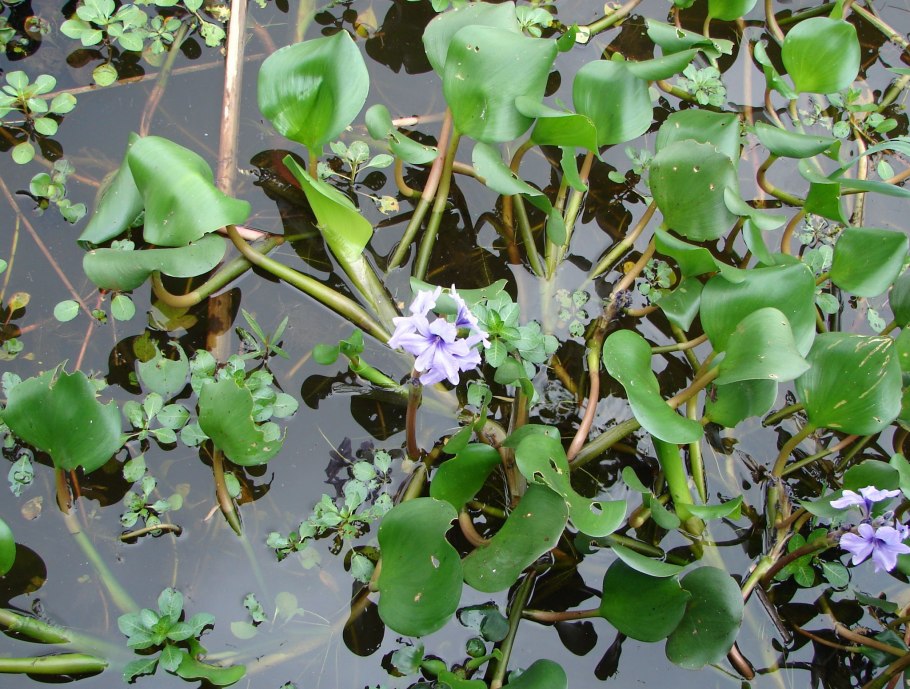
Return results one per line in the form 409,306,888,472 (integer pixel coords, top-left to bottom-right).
1,0,910,687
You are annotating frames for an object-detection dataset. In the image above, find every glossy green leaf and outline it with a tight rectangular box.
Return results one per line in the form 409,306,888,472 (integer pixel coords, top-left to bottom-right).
128,136,250,247
83,234,226,291
723,188,786,231
889,270,910,327
137,341,189,400
804,178,846,223
198,378,284,466
625,49,698,81
795,333,902,435
753,122,835,158
705,379,778,427
79,133,142,245
283,157,371,265
753,40,797,99
656,108,740,163
503,659,567,689
515,434,626,537
422,1,521,75
602,330,703,443
175,652,245,686
2,367,123,473
600,559,690,642
715,308,810,385
665,567,743,669
440,670,487,689
685,496,743,520
472,142,541,197
655,278,703,331
700,263,817,354
516,97,598,151
430,443,502,511
258,31,368,151
830,227,908,297
0,517,15,575
655,230,745,281
646,19,734,58
443,26,556,143
611,543,684,577
782,18,860,94
501,423,560,448
377,498,462,636
573,59,651,146
365,104,438,165
650,140,739,241
462,484,567,593
707,0,757,20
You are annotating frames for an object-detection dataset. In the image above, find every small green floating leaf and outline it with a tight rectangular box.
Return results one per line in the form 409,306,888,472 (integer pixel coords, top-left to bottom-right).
602,330,702,444
1,367,123,473
0,517,15,575
111,294,136,321
782,17,860,94
650,140,739,241
377,498,462,636
83,234,227,291
431,443,502,511
198,378,284,466
715,308,810,385
753,122,836,159
503,659,567,689
443,25,556,143
137,341,189,400
830,227,908,298
462,484,567,593
258,31,369,152
515,434,626,537
665,567,744,669
54,300,80,322
600,559,690,642
795,333,902,435
175,652,245,686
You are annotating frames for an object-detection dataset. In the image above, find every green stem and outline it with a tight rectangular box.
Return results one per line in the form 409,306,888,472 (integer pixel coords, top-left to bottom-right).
687,398,707,503
490,572,536,689
414,130,461,281
587,201,656,280
406,375,423,460
740,556,774,600
151,235,283,308
551,150,594,277
0,608,71,644
62,509,139,614
653,438,703,533
771,423,815,477
577,0,643,38
757,155,804,206
0,654,107,675
763,402,804,425
225,226,390,342
522,607,600,623
513,194,544,277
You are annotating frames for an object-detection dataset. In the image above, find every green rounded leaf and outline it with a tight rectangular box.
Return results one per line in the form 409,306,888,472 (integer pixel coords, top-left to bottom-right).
472,142,541,197
795,333,902,435
625,49,698,81
1,367,123,473
516,98,598,151
79,134,143,245
515,434,626,537
111,294,136,321
377,498,462,636
422,1,521,76
137,341,189,400
430,443,502,511
782,18,860,94
443,26,556,143
830,227,908,297
656,109,740,163
0,517,15,575
11,141,34,164
754,122,835,158
665,567,744,669
93,63,118,87
599,559,690,642
83,234,226,291
707,0,757,20
198,378,284,466
503,659,567,689
573,59,651,147
128,136,250,247
650,140,739,241
700,263,817,355
602,330,703,444
610,543,684,578
462,484,568,593
890,270,910,327
54,300,80,322
715,308,810,384
705,379,778,427
258,32,368,152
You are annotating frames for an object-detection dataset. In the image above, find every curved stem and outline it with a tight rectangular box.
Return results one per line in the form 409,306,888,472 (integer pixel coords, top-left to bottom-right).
490,572,536,689
567,315,609,461
771,423,815,477
588,201,656,280
226,225,390,342
780,209,805,255
119,523,182,541
211,446,242,535
577,0,643,37
651,334,708,354
765,0,784,42
757,155,804,207
458,510,490,547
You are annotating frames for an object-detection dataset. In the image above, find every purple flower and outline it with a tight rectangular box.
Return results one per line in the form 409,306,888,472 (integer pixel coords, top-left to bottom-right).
840,523,910,572
450,285,489,347
388,288,485,386
831,486,901,516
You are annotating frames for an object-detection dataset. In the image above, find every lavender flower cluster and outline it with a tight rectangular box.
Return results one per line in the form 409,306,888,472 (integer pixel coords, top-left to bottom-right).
388,286,489,386
833,486,910,573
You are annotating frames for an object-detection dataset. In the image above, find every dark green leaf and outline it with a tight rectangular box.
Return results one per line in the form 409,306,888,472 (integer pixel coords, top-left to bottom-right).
198,378,284,466
707,0,757,21
503,659,567,689
599,559,690,641
472,142,540,196
0,517,14,575
422,1,521,75
754,122,835,158
625,49,698,81
716,308,810,384
79,134,143,245
705,379,778,427
611,543,684,577
137,342,189,400
431,443,502,511
782,18,860,94
377,498,462,636
573,59,652,146
656,110,740,163
830,227,908,297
